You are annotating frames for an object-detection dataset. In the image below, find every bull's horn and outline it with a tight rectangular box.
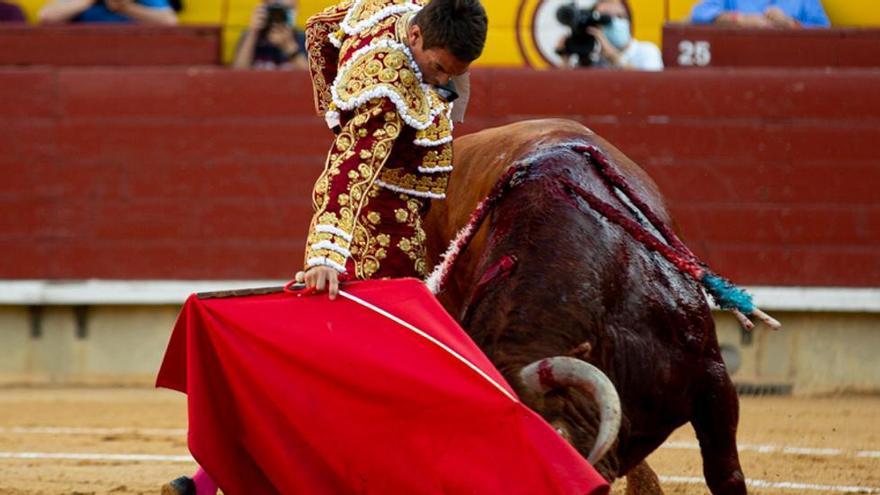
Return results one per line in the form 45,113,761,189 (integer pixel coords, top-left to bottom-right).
520,356,621,465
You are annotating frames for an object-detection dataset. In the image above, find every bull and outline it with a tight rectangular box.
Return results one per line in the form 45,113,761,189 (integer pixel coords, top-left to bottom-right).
424,119,773,494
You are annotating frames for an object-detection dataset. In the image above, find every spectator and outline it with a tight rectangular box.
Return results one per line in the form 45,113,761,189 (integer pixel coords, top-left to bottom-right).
690,0,830,28
37,0,177,25
0,0,26,22
556,0,662,71
232,0,307,70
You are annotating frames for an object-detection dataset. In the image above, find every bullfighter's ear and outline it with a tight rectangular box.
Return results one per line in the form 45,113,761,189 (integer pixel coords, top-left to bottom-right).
450,73,470,123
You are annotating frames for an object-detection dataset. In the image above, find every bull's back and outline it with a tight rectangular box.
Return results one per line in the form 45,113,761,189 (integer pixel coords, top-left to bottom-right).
425,118,670,316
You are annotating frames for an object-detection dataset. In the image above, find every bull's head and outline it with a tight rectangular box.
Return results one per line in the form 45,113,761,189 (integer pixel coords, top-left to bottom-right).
519,356,621,465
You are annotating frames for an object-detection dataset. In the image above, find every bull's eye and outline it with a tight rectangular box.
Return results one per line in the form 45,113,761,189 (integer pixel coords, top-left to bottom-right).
553,424,572,442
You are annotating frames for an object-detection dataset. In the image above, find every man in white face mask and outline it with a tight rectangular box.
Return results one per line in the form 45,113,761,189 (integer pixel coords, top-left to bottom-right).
580,0,663,71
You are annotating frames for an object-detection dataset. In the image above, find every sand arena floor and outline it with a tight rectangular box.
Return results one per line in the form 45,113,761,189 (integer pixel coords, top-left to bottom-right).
0,388,877,495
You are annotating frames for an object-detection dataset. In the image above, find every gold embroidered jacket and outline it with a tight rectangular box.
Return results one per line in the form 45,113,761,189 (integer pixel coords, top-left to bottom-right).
303,0,455,275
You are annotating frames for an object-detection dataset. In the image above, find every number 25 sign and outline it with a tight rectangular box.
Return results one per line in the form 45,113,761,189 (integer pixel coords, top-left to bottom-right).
678,40,712,66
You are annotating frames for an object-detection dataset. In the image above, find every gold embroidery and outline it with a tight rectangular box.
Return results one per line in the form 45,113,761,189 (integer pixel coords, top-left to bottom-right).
341,15,397,59
334,44,433,128
399,197,429,276
351,221,388,279
379,167,449,195
422,143,453,168
344,0,424,28
349,193,429,279
305,1,352,116
395,208,408,223
305,98,403,271
414,103,453,144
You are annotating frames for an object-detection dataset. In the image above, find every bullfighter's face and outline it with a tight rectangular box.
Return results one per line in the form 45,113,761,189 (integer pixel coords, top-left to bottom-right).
407,24,471,87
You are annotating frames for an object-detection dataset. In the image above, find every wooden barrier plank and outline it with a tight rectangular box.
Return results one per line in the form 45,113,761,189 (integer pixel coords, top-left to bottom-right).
662,23,880,68
641,160,880,205
690,245,880,287
473,68,880,120
673,205,880,245
0,25,222,66
0,70,57,118
58,68,191,117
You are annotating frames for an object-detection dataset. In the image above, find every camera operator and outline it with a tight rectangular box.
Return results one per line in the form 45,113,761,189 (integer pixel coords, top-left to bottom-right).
232,0,307,70
556,0,662,71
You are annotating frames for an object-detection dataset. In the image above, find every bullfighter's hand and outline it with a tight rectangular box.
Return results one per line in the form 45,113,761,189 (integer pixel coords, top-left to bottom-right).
587,27,622,67
304,265,340,300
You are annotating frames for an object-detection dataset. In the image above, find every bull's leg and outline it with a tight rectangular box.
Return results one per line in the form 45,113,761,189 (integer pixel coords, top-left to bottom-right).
691,369,747,495
625,461,664,495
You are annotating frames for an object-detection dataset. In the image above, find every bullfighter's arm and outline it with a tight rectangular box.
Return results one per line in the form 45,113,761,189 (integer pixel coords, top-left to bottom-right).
304,1,350,118
304,98,403,274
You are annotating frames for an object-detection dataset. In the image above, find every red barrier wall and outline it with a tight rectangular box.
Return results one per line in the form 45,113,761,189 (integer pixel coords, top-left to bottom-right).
1,67,878,286
662,24,880,68
0,25,222,66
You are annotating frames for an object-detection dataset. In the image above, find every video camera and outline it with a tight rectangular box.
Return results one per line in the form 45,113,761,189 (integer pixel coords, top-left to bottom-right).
555,3,613,66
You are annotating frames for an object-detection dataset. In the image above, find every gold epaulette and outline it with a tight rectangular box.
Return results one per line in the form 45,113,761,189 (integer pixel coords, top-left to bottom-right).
338,0,428,38
331,40,448,131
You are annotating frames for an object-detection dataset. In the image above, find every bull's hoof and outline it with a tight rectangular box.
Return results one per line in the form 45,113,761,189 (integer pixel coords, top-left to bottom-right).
625,461,664,495
161,476,195,495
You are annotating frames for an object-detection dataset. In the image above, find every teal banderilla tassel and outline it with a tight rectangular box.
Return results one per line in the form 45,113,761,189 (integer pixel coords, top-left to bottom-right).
701,272,755,314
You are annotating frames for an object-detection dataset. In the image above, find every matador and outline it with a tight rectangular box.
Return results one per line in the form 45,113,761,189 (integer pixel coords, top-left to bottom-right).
161,2,489,493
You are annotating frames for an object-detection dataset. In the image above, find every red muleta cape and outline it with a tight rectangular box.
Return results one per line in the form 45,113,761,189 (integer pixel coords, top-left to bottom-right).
156,278,609,495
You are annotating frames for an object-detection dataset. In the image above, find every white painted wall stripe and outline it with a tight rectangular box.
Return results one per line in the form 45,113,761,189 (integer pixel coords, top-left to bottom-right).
660,476,880,494
1,280,877,311
0,452,194,463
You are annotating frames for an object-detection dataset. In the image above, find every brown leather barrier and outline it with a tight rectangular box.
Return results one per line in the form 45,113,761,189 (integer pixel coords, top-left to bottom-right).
1,67,877,285
663,23,880,68
0,25,222,66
